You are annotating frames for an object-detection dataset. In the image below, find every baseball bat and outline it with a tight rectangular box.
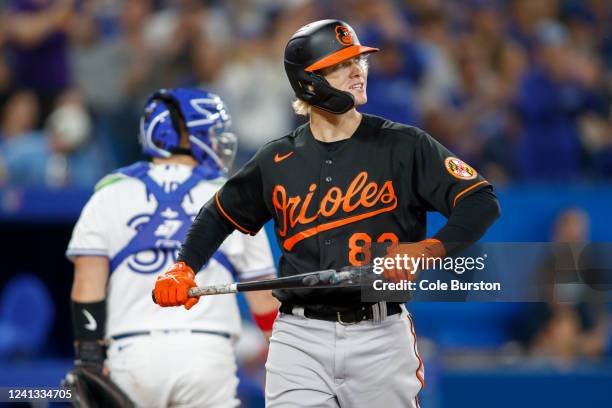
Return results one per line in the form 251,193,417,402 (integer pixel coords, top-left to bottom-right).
152,266,367,303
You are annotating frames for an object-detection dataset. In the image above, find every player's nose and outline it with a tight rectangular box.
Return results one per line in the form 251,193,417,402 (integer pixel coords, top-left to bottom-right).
348,59,365,78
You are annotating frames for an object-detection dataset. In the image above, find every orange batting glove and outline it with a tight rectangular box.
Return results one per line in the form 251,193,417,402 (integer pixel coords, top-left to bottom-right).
153,262,199,310
383,239,446,283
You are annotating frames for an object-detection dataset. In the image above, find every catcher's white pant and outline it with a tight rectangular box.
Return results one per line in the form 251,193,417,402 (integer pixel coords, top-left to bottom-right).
265,305,424,408
106,331,239,408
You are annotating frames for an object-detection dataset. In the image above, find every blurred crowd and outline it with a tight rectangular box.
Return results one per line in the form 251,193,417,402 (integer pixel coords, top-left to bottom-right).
0,0,610,189
516,207,609,368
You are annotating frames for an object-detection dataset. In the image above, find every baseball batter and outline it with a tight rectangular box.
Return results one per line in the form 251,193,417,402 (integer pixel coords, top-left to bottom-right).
154,20,500,407
68,88,279,407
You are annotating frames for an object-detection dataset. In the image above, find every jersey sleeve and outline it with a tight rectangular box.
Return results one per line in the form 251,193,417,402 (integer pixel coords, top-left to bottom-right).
224,228,276,281
66,189,110,260
213,149,271,235
412,131,490,217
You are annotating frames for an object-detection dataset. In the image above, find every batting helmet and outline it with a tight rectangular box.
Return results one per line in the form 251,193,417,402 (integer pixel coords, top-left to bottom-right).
284,19,379,114
139,88,237,173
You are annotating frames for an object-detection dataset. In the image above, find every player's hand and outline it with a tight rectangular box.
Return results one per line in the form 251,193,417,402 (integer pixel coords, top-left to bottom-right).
153,262,199,310
383,239,446,283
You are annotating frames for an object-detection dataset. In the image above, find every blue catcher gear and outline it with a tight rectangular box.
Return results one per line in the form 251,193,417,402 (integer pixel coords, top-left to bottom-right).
139,88,237,173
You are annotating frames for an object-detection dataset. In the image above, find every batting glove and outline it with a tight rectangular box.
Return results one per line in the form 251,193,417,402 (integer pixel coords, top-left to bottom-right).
383,239,446,283
153,262,199,310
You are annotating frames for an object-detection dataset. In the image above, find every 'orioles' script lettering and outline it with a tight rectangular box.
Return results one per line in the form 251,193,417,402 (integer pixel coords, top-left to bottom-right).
273,172,398,250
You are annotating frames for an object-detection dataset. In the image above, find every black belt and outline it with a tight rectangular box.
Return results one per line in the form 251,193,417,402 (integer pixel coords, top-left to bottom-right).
280,303,401,324
111,329,231,341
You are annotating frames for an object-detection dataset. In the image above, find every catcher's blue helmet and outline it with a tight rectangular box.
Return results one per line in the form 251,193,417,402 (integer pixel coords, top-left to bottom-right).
139,88,237,173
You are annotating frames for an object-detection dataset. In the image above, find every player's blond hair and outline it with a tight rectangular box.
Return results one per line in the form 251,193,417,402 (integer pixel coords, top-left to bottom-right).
292,98,311,116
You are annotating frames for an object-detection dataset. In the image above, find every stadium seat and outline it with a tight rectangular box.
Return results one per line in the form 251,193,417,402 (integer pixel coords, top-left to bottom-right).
0,273,55,356
408,302,526,350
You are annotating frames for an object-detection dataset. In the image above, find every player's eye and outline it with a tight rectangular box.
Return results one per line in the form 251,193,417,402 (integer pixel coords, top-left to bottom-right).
336,57,361,70
319,56,369,76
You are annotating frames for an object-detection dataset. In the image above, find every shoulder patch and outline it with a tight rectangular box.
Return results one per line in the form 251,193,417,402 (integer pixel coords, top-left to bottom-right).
444,157,477,180
94,174,126,192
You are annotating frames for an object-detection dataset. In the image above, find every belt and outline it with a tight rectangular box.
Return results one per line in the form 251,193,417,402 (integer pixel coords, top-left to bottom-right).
111,329,231,341
280,302,401,324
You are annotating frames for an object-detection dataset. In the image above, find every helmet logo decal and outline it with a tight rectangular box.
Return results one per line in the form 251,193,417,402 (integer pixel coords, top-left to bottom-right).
335,26,353,46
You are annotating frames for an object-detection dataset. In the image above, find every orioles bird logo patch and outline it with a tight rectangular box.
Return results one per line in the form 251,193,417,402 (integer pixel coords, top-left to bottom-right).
335,26,353,46
445,157,477,180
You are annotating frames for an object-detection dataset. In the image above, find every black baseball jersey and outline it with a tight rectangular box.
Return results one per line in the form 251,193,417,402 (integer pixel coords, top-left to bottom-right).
213,114,490,308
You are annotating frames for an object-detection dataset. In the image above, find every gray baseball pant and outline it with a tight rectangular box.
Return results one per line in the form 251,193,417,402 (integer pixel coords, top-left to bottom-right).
265,305,424,407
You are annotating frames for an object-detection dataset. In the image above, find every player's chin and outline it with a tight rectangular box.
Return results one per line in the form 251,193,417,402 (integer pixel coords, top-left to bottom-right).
349,90,367,107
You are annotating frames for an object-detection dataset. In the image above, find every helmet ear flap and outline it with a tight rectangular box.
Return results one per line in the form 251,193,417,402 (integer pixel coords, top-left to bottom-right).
303,72,355,114
139,97,179,159
297,80,316,101
288,68,355,114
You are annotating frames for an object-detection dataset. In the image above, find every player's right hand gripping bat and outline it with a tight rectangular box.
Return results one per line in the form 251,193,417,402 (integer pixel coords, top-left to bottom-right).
152,265,373,304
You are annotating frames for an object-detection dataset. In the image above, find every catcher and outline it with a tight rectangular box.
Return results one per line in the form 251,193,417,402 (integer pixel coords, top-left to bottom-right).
66,88,279,407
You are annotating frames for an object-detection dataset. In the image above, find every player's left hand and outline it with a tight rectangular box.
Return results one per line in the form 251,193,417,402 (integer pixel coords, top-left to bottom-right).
383,239,446,283
153,262,199,310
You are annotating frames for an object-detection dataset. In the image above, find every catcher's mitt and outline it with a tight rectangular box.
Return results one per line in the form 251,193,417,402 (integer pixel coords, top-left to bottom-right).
62,366,134,408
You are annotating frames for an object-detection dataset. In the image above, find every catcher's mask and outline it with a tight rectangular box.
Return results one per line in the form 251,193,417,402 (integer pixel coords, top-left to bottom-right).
139,88,237,174
63,366,135,408
284,19,379,114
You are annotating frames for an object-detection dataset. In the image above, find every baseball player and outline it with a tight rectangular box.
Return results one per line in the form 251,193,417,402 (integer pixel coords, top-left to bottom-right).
67,88,279,407
153,20,501,407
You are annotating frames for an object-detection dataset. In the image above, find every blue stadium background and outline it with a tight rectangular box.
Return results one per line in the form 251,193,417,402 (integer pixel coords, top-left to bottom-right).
0,0,611,407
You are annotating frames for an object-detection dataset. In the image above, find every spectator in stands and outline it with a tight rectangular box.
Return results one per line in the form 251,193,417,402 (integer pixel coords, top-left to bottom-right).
0,89,102,187
0,89,46,186
145,0,232,88
588,115,612,179
412,7,461,151
514,20,603,181
561,7,612,180
521,208,609,367
479,41,528,185
214,7,307,162
0,20,12,110
0,0,610,182
361,39,422,127
507,0,559,49
42,90,103,187
71,0,157,166
3,0,76,123
353,0,424,127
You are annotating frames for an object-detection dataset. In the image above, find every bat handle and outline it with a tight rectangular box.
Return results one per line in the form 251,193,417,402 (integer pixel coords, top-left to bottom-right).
151,287,199,304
